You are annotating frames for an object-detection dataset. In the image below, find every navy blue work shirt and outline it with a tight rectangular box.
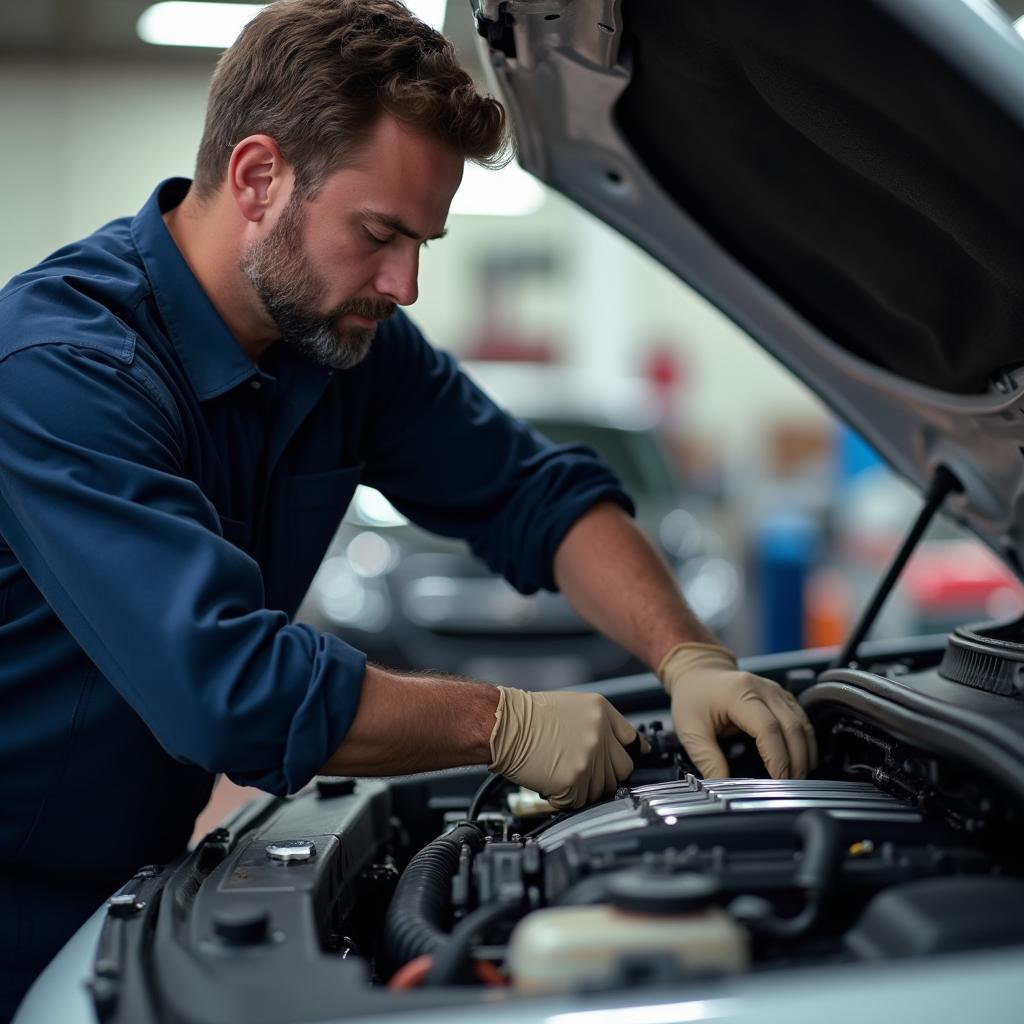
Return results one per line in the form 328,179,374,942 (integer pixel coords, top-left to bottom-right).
0,178,632,1010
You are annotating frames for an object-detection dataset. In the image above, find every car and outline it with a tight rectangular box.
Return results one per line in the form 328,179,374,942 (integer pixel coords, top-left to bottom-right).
298,360,739,689
16,1,1024,1022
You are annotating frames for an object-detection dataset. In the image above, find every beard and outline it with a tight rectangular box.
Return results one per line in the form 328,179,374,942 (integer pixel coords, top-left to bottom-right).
238,194,395,371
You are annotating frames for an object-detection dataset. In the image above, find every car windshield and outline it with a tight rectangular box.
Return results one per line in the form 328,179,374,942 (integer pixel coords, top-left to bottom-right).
530,418,678,502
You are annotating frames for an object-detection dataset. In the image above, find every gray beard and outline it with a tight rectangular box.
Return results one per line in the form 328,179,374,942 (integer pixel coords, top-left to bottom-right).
238,196,393,371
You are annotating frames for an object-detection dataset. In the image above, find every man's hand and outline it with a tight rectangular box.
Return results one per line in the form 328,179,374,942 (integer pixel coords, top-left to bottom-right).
658,642,817,780
488,686,648,809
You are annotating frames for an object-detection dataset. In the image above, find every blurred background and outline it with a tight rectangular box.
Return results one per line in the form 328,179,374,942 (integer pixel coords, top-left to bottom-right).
4,0,1024,695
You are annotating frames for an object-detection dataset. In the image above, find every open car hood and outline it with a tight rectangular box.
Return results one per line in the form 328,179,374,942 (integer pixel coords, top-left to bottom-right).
472,0,1024,577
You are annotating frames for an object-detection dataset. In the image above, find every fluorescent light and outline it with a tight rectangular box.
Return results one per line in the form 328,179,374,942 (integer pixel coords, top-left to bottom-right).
451,161,546,217
1016,15,1024,38
138,1,448,49
137,3,265,48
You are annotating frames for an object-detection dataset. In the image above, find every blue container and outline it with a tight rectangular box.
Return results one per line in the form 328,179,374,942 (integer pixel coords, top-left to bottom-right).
756,512,821,654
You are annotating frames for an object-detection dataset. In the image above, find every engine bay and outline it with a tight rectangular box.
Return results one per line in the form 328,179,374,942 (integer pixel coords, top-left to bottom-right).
90,637,1024,1024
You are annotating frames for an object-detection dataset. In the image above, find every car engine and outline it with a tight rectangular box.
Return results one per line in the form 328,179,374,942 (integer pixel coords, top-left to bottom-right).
90,630,1024,1024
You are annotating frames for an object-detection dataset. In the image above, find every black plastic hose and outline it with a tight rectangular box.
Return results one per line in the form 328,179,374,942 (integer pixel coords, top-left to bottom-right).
792,808,841,895
424,899,519,986
381,823,485,973
729,810,842,939
468,771,505,820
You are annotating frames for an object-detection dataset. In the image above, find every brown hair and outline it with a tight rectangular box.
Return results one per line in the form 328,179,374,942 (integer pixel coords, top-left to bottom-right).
192,0,510,201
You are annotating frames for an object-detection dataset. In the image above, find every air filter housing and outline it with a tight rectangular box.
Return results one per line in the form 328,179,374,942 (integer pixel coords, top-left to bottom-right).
938,617,1024,700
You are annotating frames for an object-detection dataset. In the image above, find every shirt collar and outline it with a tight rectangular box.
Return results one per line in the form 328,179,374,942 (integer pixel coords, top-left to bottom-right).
130,178,259,401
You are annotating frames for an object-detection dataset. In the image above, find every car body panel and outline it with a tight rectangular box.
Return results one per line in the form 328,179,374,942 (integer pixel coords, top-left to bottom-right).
16,872,1024,1024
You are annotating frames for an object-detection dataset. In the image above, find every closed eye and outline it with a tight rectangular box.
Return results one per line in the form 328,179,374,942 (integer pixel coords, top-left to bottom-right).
362,221,436,250
357,207,448,246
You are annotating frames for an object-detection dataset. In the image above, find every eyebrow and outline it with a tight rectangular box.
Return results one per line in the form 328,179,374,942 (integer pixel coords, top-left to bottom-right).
360,209,448,242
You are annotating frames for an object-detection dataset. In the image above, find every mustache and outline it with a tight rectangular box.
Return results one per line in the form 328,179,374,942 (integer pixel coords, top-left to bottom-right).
334,297,397,322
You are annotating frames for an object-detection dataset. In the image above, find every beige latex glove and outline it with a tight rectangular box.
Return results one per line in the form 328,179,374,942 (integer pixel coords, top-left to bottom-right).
658,642,818,780
488,686,649,809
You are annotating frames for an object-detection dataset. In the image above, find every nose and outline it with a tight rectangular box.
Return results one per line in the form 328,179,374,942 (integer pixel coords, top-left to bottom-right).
375,245,419,307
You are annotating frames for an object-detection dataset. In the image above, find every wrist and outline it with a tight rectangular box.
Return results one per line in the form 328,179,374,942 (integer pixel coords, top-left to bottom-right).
652,625,720,670
656,641,738,688
472,683,503,765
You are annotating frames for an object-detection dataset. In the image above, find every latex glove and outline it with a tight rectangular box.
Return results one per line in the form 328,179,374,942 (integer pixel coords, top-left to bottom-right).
658,642,818,780
488,686,649,809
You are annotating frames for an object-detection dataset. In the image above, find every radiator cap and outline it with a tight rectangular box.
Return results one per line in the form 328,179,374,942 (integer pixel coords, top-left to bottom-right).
607,869,720,915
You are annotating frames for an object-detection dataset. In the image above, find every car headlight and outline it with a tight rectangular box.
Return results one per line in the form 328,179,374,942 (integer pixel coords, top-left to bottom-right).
678,556,740,628
659,508,705,560
346,486,409,528
345,531,400,578
313,555,391,632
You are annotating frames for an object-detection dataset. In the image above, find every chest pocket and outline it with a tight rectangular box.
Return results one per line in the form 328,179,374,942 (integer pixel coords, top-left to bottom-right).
281,463,364,614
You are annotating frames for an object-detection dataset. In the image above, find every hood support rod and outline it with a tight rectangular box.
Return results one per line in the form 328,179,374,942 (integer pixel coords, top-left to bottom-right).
830,465,963,670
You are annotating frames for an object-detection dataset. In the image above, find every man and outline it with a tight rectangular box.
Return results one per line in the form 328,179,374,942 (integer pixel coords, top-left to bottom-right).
0,0,814,1014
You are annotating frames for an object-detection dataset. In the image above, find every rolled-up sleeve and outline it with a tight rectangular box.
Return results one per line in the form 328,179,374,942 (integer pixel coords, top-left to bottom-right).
361,314,635,594
0,342,365,795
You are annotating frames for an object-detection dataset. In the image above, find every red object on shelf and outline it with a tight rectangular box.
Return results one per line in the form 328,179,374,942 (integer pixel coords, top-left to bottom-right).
646,348,682,392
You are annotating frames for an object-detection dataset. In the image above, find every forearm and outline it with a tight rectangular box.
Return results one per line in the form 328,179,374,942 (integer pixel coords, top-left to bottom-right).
553,501,718,669
554,503,816,781
320,664,499,776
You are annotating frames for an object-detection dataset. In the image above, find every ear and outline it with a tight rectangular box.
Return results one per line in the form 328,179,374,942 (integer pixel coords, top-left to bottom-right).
226,135,293,224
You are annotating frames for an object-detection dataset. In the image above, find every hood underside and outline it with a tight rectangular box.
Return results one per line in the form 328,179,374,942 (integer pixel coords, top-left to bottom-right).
473,0,1024,575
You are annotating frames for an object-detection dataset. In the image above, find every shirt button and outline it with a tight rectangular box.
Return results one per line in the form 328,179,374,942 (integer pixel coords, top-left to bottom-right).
250,380,262,391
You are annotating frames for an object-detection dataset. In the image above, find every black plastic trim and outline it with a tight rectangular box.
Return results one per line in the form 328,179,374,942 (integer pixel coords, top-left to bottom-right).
802,680,1024,805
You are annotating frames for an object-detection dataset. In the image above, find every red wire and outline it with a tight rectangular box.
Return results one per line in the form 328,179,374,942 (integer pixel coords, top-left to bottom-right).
388,954,509,989
474,960,509,987
388,954,434,990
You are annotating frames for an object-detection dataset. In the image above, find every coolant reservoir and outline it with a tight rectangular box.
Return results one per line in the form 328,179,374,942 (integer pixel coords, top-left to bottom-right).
507,870,748,992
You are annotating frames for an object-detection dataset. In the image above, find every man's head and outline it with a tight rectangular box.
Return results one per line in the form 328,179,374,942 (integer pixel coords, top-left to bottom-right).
190,0,509,368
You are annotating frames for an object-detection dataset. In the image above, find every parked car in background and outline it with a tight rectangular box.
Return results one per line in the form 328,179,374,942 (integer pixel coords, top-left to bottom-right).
299,361,739,688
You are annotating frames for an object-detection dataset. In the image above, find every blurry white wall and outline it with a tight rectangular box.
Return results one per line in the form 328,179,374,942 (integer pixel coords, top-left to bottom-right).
417,190,831,477
0,56,830,484
1,60,208,271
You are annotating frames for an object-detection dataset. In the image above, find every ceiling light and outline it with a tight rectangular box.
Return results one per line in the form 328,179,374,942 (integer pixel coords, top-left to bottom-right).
137,3,265,48
138,1,448,49
451,161,546,218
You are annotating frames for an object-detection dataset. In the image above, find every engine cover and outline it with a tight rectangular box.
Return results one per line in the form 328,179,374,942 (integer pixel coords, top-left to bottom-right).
460,775,992,927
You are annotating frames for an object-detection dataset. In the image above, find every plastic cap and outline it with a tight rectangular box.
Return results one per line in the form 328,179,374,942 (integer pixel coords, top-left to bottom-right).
607,869,720,915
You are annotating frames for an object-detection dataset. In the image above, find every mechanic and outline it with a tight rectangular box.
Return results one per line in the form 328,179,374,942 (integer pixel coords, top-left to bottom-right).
0,0,815,1015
